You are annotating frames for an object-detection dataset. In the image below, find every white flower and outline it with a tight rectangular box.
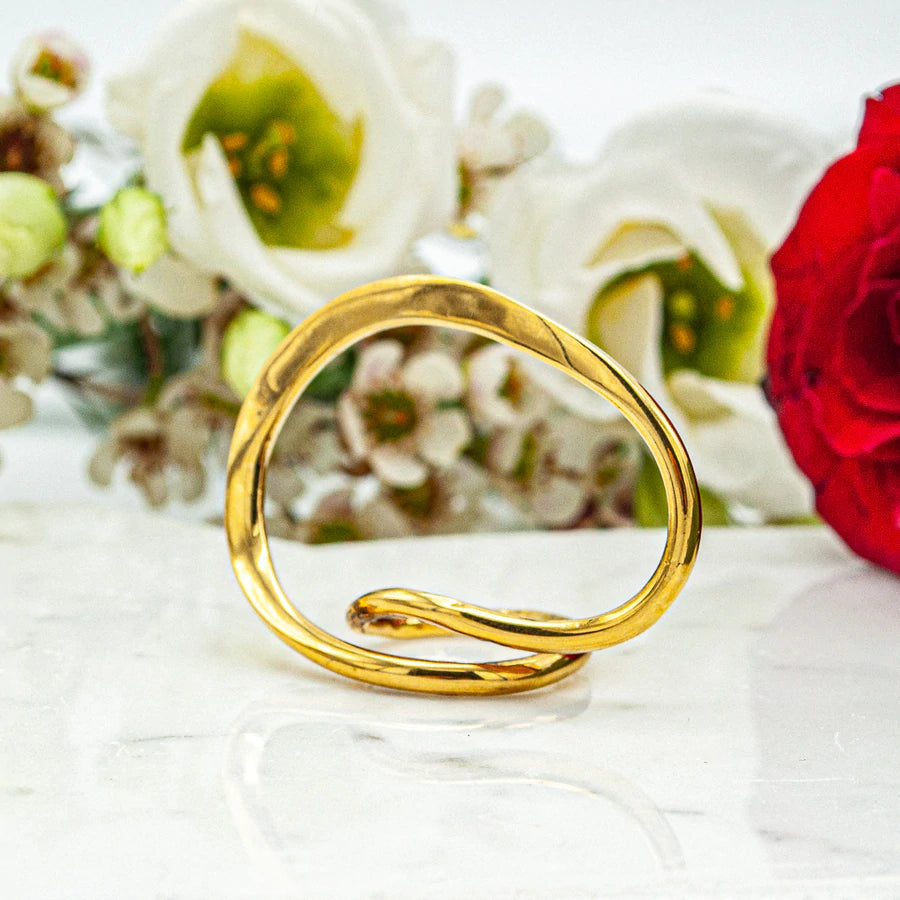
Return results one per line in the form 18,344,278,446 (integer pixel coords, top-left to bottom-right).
337,339,471,488
9,221,146,334
466,343,548,430
0,313,51,431
487,93,835,521
458,84,551,218
385,459,492,535
12,31,89,112
300,487,412,543
108,0,457,321
485,410,636,529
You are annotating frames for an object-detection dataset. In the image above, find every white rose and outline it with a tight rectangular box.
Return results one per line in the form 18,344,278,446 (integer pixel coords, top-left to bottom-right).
107,0,456,321
487,93,835,521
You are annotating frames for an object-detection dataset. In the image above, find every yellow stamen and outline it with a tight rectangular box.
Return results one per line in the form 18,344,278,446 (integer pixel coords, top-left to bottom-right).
5,146,24,170
670,323,696,355
250,183,281,215
499,363,524,408
715,295,736,321
221,132,249,153
227,156,242,178
268,148,289,178
273,121,296,144
668,290,697,319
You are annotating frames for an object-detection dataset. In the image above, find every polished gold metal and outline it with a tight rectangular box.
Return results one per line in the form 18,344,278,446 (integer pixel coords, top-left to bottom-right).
226,276,701,694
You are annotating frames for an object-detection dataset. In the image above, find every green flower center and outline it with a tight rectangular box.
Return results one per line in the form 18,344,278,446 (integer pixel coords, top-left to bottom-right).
512,431,539,483
587,216,771,384
363,390,418,442
311,520,361,544
31,49,79,88
392,479,438,519
498,362,526,407
182,30,363,250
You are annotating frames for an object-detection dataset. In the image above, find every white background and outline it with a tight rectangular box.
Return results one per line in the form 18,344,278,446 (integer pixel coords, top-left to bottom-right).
1,0,899,505
2,0,900,155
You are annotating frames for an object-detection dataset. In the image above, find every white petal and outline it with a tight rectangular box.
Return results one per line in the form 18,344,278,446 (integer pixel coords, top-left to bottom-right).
352,340,404,393
336,394,369,461
556,158,744,293
60,291,105,337
668,370,814,520
0,383,32,429
488,428,528,476
589,273,667,395
487,159,592,328
417,409,472,468
601,92,835,248
87,439,118,486
469,84,505,123
114,407,161,440
357,496,413,539
121,253,218,319
504,113,551,160
588,222,685,272
467,343,518,427
488,156,743,338
521,272,669,424
532,476,588,528
548,414,605,474
369,444,427,488
402,350,463,402
106,69,150,138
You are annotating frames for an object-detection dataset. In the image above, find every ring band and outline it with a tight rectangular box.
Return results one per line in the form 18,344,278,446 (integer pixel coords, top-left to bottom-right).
226,276,701,694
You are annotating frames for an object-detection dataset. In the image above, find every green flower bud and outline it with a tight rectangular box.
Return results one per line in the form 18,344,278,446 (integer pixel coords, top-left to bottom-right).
98,186,168,272
0,172,66,278
221,308,291,398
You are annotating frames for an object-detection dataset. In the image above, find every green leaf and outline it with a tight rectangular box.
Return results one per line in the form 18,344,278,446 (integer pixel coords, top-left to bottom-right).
304,348,356,402
51,312,202,428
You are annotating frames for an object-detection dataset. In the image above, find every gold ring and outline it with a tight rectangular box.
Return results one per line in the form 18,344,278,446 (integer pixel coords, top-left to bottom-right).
225,276,701,694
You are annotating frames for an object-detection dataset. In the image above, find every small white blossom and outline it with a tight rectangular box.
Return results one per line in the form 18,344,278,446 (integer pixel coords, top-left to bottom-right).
337,339,472,488
467,342,548,430
12,32,89,111
458,84,551,218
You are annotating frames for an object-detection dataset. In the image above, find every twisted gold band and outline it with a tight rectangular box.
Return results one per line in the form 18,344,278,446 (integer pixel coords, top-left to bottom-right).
225,276,701,694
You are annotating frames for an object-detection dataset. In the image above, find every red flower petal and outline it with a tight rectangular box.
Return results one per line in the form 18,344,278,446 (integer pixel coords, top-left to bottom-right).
837,278,900,417
816,453,900,574
858,83,900,148
768,82,900,576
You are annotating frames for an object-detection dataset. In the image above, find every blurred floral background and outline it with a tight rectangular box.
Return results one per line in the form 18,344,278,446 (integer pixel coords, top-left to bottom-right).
0,0,897,573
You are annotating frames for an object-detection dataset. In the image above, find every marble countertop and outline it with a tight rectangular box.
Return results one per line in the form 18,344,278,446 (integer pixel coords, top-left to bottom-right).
1,505,898,898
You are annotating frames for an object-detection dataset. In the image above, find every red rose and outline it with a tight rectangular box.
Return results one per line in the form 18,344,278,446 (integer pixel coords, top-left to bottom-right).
767,84,900,575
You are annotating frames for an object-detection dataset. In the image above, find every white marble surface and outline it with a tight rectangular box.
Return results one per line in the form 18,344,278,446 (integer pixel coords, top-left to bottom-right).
1,506,898,898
